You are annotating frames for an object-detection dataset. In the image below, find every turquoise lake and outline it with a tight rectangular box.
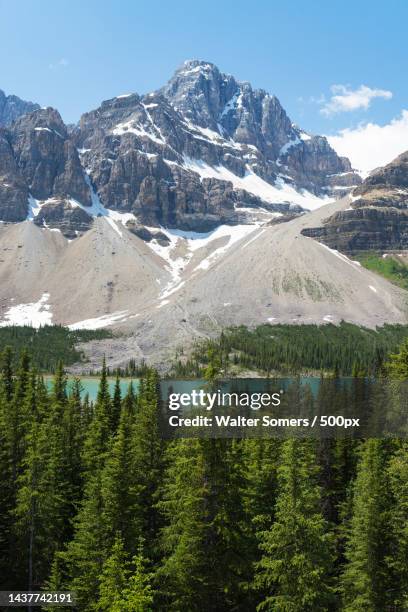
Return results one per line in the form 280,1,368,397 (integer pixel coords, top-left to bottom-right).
44,376,342,402
44,377,140,401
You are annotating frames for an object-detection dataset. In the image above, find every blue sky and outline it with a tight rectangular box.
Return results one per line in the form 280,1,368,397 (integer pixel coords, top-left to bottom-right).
0,0,407,172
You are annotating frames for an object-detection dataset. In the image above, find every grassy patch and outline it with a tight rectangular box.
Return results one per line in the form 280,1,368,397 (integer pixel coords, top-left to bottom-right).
356,252,408,290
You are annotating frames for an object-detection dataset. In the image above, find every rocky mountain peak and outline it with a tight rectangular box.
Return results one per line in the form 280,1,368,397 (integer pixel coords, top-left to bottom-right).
0,62,361,236
161,60,333,167
0,88,40,126
161,59,239,131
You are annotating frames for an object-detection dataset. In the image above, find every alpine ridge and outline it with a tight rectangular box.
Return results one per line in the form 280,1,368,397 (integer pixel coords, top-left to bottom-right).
1,60,360,235
302,151,408,252
0,88,39,127
0,62,406,368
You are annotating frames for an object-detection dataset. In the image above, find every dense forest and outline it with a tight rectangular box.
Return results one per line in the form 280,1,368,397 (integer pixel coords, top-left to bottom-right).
0,343,407,611
0,326,111,372
171,322,408,378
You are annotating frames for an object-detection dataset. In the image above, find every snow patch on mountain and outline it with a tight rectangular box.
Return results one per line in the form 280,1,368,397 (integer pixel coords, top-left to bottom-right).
279,137,302,157
194,224,258,270
112,119,165,145
318,242,363,270
69,175,137,236
0,293,52,327
68,310,130,330
181,157,331,210
145,223,261,299
26,195,42,220
220,90,242,118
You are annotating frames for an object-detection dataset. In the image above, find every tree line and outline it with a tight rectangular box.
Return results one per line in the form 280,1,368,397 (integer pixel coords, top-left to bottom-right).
0,345,407,610
0,326,111,372
171,322,408,378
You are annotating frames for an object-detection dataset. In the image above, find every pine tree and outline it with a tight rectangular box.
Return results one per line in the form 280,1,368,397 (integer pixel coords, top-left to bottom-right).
97,536,154,612
0,347,14,586
60,367,114,609
53,360,67,405
385,338,408,379
244,439,281,527
81,358,112,477
8,365,40,587
387,443,408,608
97,535,130,611
101,393,139,547
14,368,70,590
7,350,31,484
159,438,250,610
63,378,85,517
111,375,122,432
61,467,107,609
204,346,222,381
121,541,154,611
1,345,14,402
341,439,394,611
243,438,281,606
129,369,164,560
255,439,335,611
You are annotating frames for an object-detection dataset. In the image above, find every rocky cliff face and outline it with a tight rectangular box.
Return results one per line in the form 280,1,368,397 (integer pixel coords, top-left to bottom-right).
72,61,360,231
73,89,296,231
0,130,29,221
0,62,361,235
11,108,90,204
0,107,91,233
0,89,39,126
302,152,408,252
161,61,359,193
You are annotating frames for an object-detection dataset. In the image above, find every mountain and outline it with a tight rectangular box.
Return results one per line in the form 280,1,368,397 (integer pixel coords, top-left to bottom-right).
0,89,39,126
161,61,358,195
0,60,361,236
1,61,405,369
302,151,408,252
0,195,405,369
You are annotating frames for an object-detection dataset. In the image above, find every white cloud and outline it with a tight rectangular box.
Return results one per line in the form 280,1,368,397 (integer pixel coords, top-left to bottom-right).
49,58,69,70
327,110,408,177
320,84,392,116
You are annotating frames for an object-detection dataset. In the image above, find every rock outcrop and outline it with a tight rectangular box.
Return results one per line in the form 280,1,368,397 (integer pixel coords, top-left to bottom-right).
10,108,91,205
0,89,39,126
33,199,93,239
302,152,408,252
0,107,93,231
0,130,29,221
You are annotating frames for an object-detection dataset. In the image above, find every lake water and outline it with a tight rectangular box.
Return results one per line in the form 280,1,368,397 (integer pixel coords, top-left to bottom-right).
42,377,408,438
44,377,140,401
44,376,339,402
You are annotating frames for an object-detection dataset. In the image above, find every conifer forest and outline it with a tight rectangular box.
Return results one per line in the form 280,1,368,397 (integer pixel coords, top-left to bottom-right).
0,340,407,611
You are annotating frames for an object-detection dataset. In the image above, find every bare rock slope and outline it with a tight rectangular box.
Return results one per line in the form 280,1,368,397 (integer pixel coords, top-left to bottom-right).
1,197,405,369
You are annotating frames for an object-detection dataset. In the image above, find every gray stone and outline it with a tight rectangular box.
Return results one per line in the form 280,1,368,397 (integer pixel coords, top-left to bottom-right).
10,108,91,205
0,89,39,126
33,199,93,238
301,151,408,252
0,130,28,221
